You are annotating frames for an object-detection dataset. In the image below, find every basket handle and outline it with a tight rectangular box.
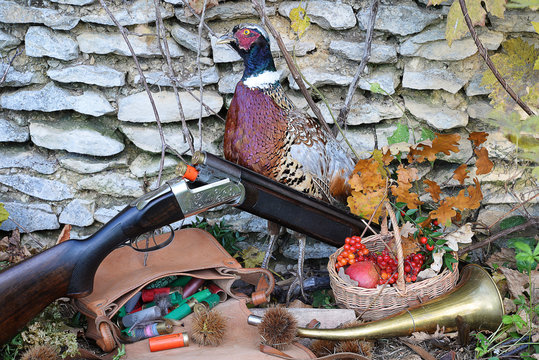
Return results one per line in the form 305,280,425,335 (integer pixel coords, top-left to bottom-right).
384,202,406,293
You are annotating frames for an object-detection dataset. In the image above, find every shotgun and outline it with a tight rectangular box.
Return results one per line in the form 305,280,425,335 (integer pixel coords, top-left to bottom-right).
0,151,377,344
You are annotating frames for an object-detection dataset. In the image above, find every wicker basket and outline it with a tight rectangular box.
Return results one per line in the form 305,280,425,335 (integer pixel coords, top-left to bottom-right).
328,203,459,321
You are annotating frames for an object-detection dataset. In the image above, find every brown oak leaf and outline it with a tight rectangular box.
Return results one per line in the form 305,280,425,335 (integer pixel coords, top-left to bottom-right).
468,131,489,147
453,178,483,210
453,164,469,185
423,179,442,202
347,187,387,224
391,181,423,209
430,199,457,226
432,133,461,156
474,147,494,175
396,165,419,184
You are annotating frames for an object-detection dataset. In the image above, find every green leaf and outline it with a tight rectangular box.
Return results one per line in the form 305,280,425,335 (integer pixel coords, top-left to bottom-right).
0,203,8,227
405,209,418,216
369,82,385,94
507,237,537,249
513,241,533,255
507,0,539,8
499,215,527,230
431,231,444,237
388,123,410,145
416,216,428,223
446,0,487,46
419,127,435,142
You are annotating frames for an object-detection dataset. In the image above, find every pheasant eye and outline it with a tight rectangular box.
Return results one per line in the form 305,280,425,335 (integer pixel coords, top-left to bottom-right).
243,29,251,35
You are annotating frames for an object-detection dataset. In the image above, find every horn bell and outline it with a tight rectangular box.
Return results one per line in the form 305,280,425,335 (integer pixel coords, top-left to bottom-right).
296,264,504,340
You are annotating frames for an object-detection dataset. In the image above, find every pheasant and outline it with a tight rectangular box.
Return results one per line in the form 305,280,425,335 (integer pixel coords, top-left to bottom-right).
218,23,354,300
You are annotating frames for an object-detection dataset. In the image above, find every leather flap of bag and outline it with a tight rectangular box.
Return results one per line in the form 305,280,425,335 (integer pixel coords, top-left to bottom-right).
123,298,315,359
77,228,241,313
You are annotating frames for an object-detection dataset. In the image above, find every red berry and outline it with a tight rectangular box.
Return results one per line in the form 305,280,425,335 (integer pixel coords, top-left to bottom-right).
404,265,411,273
432,220,439,226
426,244,434,251
345,237,351,244
419,236,428,244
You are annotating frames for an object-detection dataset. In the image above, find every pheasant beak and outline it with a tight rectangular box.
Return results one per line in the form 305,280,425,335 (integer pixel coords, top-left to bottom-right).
216,32,235,45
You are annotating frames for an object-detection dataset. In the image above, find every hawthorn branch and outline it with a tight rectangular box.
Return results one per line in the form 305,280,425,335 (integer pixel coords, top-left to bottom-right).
196,0,209,152
458,0,535,116
335,0,379,134
458,216,539,256
250,0,335,137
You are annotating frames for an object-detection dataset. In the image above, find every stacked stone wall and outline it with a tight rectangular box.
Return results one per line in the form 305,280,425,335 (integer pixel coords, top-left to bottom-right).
0,0,537,254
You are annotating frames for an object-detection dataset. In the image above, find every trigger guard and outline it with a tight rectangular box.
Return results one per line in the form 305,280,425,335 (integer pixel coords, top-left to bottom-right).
129,226,174,252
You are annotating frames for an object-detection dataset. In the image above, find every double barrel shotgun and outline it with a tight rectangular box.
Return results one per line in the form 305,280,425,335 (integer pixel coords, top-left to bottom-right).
0,151,377,344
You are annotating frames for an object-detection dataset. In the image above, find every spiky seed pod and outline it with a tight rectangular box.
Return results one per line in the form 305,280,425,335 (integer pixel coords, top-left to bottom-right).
190,309,227,346
309,339,337,357
21,345,60,360
258,307,297,349
333,321,374,359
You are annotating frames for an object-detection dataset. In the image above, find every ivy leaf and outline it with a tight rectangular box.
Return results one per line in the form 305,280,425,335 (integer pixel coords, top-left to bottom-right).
499,215,527,230
289,6,310,37
420,127,435,142
0,203,8,227
474,147,494,175
453,164,469,184
481,38,539,113
388,123,410,145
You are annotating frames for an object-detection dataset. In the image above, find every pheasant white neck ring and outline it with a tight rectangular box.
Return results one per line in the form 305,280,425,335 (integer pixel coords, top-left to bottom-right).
243,70,280,89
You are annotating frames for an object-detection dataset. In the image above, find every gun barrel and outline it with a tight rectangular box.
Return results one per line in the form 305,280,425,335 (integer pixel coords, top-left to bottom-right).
195,151,379,247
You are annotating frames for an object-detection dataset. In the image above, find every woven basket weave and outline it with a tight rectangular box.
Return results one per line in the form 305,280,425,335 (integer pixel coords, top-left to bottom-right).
328,203,459,321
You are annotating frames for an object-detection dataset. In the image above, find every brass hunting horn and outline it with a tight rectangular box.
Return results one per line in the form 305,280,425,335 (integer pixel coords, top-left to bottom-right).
249,264,504,340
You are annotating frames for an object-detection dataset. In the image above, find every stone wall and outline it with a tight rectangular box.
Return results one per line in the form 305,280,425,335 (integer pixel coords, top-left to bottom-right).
0,0,537,254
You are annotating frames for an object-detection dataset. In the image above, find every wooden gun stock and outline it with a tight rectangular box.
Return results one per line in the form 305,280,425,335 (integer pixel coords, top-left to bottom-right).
0,190,182,345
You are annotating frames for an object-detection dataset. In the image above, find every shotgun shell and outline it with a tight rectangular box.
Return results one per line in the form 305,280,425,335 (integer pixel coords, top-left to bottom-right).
182,278,205,298
149,333,189,352
141,287,170,302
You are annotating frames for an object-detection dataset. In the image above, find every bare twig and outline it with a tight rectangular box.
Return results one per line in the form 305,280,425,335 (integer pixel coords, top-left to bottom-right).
153,0,195,165
99,0,169,187
458,217,539,256
335,0,379,133
487,192,539,231
0,48,22,85
7,217,41,247
458,0,535,116
250,0,335,138
197,0,209,152
181,0,217,37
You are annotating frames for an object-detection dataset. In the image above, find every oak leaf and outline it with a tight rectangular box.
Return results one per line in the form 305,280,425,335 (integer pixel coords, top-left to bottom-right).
347,187,386,224
391,181,423,209
453,164,469,184
423,179,442,202
430,199,457,226
468,131,489,147
474,147,494,175
396,165,419,184
453,178,483,210
408,133,460,163
349,159,385,192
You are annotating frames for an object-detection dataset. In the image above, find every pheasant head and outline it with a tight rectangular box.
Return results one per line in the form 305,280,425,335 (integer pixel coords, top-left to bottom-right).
217,23,279,87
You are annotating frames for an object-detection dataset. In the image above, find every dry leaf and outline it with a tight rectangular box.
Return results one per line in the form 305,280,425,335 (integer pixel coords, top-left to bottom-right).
408,325,447,344
468,132,489,147
430,199,457,227
391,181,423,209
418,250,444,279
423,179,441,202
56,224,72,244
408,133,460,163
444,223,474,251
500,267,528,299
400,221,417,238
474,147,494,175
453,164,469,185
486,248,517,269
